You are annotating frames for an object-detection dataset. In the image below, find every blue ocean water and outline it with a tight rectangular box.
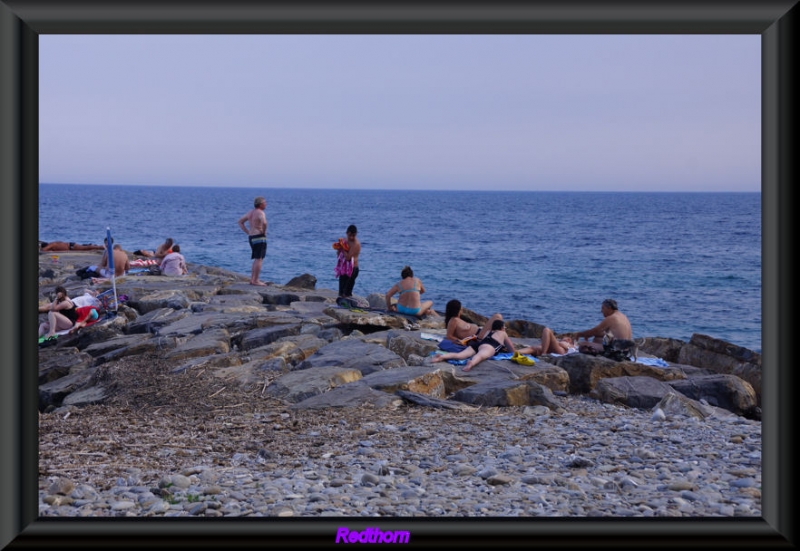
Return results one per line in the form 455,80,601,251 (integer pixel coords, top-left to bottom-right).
38,184,762,352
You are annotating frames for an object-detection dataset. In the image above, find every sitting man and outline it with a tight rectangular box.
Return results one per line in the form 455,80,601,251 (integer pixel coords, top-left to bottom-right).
572,298,633,354
98,243,130,278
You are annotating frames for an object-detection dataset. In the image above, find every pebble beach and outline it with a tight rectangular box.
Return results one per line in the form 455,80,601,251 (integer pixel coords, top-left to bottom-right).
39,395,761,519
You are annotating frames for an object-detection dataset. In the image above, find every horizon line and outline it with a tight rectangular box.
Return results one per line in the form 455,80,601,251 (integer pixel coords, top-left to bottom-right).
39,182,762,193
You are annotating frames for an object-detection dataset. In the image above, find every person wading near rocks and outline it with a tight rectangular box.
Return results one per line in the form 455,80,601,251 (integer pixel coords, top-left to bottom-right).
337,224,361,298
237,196,268,286
573,298,633,354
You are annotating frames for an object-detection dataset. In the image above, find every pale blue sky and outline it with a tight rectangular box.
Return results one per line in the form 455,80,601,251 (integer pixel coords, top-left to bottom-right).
39,34,760,191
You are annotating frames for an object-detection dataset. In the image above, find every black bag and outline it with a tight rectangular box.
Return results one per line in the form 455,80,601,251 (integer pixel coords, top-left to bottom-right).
148,265,162,275
76,266,101,279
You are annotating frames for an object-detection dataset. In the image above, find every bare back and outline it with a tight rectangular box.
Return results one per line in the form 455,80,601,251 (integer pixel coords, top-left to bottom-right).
239,208,267,236
600,311,633,340
396,277,423,308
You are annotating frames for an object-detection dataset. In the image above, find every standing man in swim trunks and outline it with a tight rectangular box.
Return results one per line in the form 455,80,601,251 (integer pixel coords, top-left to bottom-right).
338,224,361,298
237,196,268,286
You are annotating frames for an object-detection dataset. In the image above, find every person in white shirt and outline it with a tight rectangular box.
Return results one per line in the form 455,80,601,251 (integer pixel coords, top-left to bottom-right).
159,244,188,276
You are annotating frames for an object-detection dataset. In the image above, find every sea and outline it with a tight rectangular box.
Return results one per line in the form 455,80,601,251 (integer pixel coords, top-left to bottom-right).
38,184,762,353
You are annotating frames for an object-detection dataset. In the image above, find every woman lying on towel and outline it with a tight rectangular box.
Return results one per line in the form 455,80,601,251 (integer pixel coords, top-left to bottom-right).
516,327,577,356
432,319,516,372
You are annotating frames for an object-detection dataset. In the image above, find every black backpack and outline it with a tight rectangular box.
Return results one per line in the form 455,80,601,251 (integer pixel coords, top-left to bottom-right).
76,266,101,279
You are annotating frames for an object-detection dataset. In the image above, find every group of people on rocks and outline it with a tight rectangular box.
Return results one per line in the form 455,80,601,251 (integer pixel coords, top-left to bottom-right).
432,298,634,371
39,194,633,363
40,235,188,280
237,194,636,373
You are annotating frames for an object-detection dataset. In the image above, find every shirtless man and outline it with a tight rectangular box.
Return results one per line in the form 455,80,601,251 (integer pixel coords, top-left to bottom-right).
40,241,105,252
338,225,361,297
573,298,633,354
98,244,130,277
238,196,268,286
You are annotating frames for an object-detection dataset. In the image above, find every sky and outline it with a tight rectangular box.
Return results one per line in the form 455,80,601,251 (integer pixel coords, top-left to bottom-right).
39,34,761,192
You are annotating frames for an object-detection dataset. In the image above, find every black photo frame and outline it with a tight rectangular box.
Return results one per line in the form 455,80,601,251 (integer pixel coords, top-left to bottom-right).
1,1,795,548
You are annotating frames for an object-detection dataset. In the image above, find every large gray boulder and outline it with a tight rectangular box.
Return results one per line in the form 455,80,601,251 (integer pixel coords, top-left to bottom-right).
668,373,759,419
589,376,678,409
452,379,564,411
263,366,363,403
295,339,406,376
549,353,686,394
290,381,404,410
38,347,94,384
678,334,762,406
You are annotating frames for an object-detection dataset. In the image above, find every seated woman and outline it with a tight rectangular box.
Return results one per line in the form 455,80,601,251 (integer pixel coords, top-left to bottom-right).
432,319,516,372
442,299,504,349
38,286,79,338
40,241,105,252
159,244,188,276
385,266,436,318
516,327,577,356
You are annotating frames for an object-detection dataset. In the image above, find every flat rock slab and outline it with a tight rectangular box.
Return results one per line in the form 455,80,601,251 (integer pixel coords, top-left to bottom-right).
166,328,232,361
452,379,564,410
61,385,109,408
264,366,364,403
396,390,479,411
290,381,404,410
360,366,462,399
127,307,190,334
295,339,406,376
238,324,302,351
589,376,677,409
324,306,410,330
39,367,99,410
38,347,94,385
157,312,269,338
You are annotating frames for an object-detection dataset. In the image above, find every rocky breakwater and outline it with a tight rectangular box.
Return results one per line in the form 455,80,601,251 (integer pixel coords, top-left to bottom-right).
37,251,762,518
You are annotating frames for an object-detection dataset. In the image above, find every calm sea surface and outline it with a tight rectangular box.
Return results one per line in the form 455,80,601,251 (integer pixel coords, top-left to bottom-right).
39,184,762,352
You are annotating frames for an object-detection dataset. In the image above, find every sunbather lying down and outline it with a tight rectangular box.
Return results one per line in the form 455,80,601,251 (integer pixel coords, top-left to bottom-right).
516,327,576,356
40,241,105,252
431,319,515,372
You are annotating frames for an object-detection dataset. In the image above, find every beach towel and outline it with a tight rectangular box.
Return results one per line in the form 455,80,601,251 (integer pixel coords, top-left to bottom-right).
634,357,670,367
334,251,353,278
431,351,536,366
438,339,466,353
130,258,159,267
